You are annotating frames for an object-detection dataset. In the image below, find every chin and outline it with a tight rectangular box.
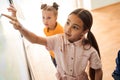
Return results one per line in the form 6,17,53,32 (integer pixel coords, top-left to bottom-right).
45,26,48,28
68,39,74,43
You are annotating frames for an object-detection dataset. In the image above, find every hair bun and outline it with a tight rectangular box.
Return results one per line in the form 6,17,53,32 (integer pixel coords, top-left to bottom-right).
52,2,59,10
41,4,47,9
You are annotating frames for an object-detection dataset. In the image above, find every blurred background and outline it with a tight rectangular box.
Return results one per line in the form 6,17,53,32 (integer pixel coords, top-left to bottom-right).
0,0,120,80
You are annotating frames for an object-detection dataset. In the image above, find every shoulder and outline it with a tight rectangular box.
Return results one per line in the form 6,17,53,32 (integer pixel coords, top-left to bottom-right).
89,47,98,55
46,34,64,50
43,27,47,33
84,46,98,56
46,33,64,41
83,44,97,53
56,23,64,31
57,22,63,27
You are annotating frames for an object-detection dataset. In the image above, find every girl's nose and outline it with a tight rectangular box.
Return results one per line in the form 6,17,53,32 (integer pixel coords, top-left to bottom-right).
44,19,48,23
66,26,71,33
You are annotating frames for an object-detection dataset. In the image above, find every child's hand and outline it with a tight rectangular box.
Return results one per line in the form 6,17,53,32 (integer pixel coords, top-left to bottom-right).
8,4,17,17
2,4,22,30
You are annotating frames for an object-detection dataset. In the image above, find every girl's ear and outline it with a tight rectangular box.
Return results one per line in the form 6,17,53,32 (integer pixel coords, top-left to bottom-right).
80,29,89,37
83,29,89,35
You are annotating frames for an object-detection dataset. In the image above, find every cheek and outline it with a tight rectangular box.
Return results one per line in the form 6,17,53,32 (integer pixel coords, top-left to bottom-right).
42,18,46,23
64,25,67,32
42,19,45,23
49,19,55,23
73,32,82,39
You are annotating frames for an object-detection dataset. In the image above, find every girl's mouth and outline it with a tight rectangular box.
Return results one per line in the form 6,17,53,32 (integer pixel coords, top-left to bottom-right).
45,24,48,26
65,33,71,37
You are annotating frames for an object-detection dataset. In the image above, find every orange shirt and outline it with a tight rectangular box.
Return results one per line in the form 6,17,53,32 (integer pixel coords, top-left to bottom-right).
44,22,64,58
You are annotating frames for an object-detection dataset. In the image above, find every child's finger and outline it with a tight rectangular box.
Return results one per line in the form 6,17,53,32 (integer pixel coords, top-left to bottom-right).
7,7,16,13
9,20,16,25
10,4,14,7
2,14,16,21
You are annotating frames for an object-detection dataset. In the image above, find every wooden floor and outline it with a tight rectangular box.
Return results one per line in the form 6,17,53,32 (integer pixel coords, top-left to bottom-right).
92,2,120,80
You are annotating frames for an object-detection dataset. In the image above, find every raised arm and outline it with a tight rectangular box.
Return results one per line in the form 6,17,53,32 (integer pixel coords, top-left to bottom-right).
2,4,47,46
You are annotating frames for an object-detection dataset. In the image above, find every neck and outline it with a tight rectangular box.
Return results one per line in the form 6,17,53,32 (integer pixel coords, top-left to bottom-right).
47,22,57,32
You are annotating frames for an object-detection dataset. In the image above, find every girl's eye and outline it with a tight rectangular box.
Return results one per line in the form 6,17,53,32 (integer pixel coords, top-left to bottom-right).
43,16,45,19
47,17,51,19
66,21,70,25
72,25,79,30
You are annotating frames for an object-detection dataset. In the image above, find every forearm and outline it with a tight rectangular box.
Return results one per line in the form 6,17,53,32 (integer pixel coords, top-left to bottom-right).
95,68,103,80
19,25,47,45
2,5,47,46
19,26,37,43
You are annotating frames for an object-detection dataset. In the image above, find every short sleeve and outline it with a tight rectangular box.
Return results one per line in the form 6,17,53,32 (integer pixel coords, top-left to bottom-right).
46,34,63,51
89,50,102,69
46,35,57,51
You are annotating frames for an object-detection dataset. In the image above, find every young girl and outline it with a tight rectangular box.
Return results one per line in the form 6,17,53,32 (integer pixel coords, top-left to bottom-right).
2,4,103,80
41,2,64,67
